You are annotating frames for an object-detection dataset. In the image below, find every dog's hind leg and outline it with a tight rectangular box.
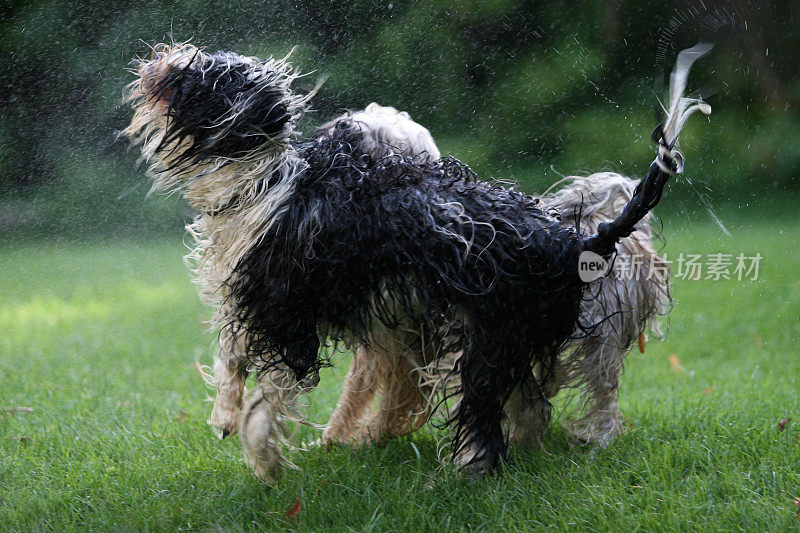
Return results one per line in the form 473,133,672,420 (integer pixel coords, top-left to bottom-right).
506,360,566,448
360,349,430,446
207,323,250,439
568,339,625,447
452,331,538,475
324,330,430,446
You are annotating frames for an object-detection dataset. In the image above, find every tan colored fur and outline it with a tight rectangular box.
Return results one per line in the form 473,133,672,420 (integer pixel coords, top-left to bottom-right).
323,329,433,446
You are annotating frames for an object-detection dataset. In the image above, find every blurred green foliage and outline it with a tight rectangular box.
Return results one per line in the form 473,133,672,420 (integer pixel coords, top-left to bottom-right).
1,0,798,238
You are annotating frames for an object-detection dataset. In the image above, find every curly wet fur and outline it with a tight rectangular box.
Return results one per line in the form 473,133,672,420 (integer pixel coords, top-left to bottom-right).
320,114,671,449
123,42,705,479
227,128,587,471
324,173,671,449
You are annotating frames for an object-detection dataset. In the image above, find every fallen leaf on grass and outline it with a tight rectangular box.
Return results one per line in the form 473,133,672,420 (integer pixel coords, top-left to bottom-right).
638,333,646,354
10,436,31,444
668,354,684,372
285,500,301,519
174,409,188,422
2,407,34,415
778,418,791,432
701,387,714,395
792,497,800,518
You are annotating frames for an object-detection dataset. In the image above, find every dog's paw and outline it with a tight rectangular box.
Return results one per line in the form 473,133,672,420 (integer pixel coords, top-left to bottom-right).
566,418,620,450
460,454,505,479
454,443,501,478
304,435,337,450
462,461,490,478
240,392,287,482
207,404,243,439
250,460,278,482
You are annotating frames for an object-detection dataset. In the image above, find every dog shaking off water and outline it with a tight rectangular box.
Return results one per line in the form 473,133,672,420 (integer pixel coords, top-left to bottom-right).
124,43,710,480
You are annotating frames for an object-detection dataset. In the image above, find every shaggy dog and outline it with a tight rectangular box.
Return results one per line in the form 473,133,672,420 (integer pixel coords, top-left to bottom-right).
317,110,670,449
123,42,710,480
322,174,670,450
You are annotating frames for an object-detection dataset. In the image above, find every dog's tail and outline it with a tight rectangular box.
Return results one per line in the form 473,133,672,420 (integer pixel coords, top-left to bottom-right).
582,44,712,258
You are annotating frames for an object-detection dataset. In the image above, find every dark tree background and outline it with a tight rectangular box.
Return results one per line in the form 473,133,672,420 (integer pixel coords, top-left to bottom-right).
1,0,798,237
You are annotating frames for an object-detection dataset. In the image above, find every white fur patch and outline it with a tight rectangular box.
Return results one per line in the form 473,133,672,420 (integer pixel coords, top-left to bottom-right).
322,103,440,163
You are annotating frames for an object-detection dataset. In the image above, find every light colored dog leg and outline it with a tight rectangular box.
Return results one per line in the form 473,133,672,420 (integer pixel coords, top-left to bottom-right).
569,340,624,447
322,346,380,443
506,378,551,448
239,388,282,481
325,330,431,446
359,351,430,446
505,359,566,448
239,367,304,481
207,325,249,438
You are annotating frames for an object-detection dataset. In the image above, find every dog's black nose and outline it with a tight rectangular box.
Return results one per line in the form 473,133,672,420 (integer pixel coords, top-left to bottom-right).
221,427,231,439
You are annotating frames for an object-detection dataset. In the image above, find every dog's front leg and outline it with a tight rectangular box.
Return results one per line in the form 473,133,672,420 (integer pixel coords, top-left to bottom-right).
239,366,302,482
239,324,320,480
207,324,250,438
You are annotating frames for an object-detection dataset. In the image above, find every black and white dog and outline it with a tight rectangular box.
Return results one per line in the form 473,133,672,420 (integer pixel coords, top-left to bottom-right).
124,43,710,479
319,115,671,451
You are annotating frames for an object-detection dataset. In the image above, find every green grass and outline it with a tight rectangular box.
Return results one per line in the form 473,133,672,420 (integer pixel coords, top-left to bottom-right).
1,215,800,531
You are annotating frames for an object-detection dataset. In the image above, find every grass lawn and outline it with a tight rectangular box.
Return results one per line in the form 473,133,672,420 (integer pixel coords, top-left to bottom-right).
1,214,799,531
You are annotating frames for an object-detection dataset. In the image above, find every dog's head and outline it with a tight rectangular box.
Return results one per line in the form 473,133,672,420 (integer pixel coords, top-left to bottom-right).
123,43,311,207
314,103,440,163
